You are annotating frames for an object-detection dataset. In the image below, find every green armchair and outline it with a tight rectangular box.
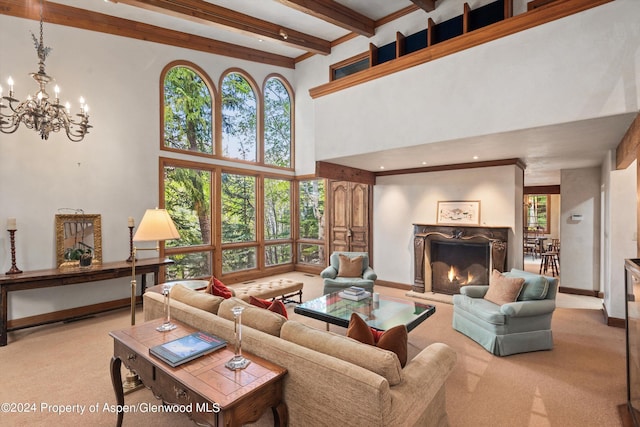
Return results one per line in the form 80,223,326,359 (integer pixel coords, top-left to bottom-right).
320,252,377,295
452,268,558,356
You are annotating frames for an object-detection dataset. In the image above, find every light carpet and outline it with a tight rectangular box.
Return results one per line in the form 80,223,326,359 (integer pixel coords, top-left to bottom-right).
0,271,625,426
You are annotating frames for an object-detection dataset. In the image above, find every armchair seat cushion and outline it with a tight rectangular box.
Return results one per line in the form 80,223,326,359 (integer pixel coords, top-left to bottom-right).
452,294,506,325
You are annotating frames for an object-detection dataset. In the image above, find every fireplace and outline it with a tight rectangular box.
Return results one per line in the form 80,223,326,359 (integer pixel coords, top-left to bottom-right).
431,240,490,294
413,224,509,294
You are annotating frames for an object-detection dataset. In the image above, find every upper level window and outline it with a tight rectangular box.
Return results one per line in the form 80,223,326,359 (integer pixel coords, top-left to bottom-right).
163,65,213,154
263,77,292,168
221,72,257,162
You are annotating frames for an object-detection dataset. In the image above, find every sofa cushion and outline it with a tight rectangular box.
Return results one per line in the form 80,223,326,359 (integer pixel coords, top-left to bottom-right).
218,297,286,337
338,254,363,277
206,276,233,299
281,320,403,386
484,270,525,306
453,294,506,325
170,283,224,314
249,296,288,319
504,270,550,301
347,313,408,367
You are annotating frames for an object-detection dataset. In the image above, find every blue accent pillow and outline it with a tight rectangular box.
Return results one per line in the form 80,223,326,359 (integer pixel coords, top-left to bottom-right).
504,270,549,300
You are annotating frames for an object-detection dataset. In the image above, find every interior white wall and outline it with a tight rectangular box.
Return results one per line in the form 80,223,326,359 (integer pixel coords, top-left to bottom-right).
373,165,520,285
560,167,601,292
310,0,640,162
0,15,293,320
604,156,636,319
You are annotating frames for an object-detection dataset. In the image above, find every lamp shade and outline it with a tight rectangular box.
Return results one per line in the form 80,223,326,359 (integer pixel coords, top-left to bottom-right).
133,209,180,242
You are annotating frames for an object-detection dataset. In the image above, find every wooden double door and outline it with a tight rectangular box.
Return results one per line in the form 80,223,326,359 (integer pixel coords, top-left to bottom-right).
329,181,372,257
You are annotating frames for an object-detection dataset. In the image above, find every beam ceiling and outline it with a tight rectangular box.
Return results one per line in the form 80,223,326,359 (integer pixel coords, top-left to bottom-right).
409,0,436,13
277,0,375,37
113,0,332,55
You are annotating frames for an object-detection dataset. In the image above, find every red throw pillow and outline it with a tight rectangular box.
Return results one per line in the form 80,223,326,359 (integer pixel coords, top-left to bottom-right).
249,296,288,319
346,313,408,367
206,276,232,299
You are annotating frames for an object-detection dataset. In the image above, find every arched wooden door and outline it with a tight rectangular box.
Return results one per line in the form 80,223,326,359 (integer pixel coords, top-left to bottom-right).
329,181,371,256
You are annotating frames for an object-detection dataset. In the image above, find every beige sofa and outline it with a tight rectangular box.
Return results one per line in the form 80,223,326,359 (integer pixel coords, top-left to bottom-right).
143,288,456,427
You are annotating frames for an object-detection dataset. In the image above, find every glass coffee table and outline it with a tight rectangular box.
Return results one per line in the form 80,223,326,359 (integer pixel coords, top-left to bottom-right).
294,292,435,332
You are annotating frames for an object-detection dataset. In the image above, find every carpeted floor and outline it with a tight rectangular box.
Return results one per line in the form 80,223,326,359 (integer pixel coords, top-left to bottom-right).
0,271,626,426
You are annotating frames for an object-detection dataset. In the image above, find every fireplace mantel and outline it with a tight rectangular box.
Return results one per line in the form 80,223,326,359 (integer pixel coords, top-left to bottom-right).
412,224,510,293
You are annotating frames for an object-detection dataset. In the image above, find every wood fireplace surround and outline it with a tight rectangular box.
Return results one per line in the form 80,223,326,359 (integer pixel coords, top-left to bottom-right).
413,224,509,294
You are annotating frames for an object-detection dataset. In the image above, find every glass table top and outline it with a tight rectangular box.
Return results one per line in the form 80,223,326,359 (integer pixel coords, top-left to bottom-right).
294,292,435,332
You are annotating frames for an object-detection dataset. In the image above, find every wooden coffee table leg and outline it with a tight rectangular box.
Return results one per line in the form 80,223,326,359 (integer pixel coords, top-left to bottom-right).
110,356,124,427
272,401,288,427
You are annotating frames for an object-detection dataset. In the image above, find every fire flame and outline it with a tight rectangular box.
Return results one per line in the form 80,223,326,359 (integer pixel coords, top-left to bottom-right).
467,272,474,284
448,266,456,282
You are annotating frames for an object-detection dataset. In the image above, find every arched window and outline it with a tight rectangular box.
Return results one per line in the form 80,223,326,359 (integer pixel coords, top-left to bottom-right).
263,77,292,168
221,72,257,162
162,64,213,154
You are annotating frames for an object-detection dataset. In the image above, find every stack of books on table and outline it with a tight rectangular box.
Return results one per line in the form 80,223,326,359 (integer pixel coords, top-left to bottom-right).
339,286,371,301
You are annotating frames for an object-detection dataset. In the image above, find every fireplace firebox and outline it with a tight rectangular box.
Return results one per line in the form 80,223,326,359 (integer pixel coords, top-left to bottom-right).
413,224,510,294
431,240,490,294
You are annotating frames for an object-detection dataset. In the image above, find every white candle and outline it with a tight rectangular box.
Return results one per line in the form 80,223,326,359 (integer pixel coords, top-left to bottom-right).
128,216,135,227
7,218,17,231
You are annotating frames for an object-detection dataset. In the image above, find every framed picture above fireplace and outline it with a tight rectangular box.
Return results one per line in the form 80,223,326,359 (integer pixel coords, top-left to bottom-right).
436,200,480,225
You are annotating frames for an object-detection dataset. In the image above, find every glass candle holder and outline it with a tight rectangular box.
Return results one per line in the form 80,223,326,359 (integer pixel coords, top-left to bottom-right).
156,283,177,332
225,306,251,370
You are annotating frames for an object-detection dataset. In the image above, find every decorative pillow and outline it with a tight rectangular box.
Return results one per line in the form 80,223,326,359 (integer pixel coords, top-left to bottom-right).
218,297,287,337
504,271,549,301
249,296,288,319
338,254,363,277
206,276,233,299
484,270,525,306
346,313,408,367
170,283,224,314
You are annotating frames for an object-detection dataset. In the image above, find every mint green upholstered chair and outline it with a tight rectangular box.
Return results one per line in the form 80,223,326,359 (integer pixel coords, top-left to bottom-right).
320,252,377,295
452,268,558,356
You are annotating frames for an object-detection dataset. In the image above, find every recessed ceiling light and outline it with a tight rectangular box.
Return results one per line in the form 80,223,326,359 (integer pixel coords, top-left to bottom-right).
380,166,385,170
473,156,479,160
422,161,427,165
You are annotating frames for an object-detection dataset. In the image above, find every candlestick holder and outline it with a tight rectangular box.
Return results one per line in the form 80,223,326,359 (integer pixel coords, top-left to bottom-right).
6,229,22,275
126,226,135,262
225,306,250,370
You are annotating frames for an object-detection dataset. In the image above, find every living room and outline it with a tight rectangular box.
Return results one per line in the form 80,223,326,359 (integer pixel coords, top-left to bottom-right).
0,0,639,425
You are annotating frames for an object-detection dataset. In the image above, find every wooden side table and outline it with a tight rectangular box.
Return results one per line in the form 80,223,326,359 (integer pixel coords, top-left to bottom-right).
110,319,288,427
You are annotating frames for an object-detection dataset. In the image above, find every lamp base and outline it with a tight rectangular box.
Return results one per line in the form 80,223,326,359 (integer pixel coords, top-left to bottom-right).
123,370,143,395
225,356,251,371
156,322,177,332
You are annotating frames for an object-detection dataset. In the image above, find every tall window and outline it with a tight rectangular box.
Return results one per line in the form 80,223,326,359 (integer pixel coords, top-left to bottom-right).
298,179,326,266
264,178,292,266
263,77,292,168
163,65,213,154
221,72,257,162
524,195,550,234
163,162,214,280
221,172,257,273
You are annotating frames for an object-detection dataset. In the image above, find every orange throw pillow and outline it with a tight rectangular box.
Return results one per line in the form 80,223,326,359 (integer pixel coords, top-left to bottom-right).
338,254,363,277
347,313,408,367
484,270,525,306
249,296,288,319
206,276,232,299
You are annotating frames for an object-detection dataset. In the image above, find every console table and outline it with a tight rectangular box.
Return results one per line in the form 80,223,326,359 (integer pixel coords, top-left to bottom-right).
0,258,173,346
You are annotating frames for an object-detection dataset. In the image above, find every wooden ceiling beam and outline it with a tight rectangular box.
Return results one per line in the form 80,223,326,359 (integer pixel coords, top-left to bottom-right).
409,0,436,13
277,0,375,37
616,113,640,170
0,0,295,68
112,0,331,55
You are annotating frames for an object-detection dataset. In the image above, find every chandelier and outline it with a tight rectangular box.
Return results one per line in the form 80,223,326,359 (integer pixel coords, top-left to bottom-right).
0,0,91,142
